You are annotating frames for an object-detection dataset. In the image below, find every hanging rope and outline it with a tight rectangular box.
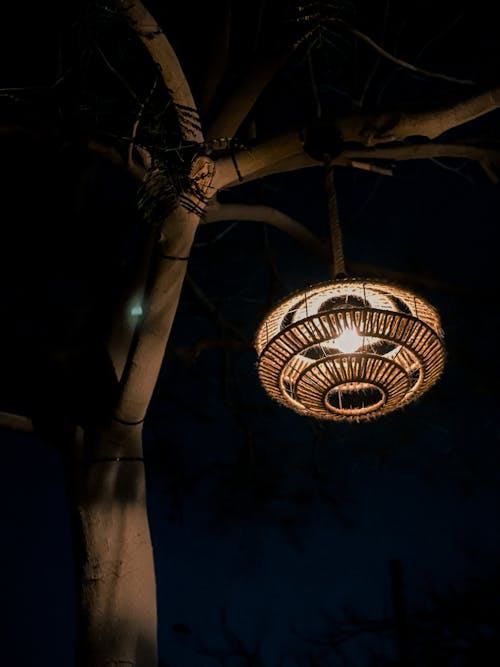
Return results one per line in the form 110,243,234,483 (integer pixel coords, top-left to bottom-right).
307,50,345,279
324,154,346,278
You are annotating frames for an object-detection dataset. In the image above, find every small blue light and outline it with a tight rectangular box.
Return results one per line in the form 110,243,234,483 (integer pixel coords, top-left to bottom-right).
130,304,143,317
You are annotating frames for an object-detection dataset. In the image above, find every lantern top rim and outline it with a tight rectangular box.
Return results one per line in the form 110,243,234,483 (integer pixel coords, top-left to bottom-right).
254,275,444,354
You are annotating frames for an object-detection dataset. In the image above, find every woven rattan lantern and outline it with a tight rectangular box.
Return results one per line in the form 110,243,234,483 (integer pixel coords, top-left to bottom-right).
255,277,445,421
254,160,445,422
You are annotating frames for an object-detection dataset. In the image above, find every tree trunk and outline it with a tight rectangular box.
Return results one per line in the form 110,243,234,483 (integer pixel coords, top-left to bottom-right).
68,421,158,667
63,158,214,666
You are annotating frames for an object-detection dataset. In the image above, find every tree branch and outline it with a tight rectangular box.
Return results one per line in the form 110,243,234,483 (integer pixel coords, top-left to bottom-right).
113,0,204,144
201,199,467,296
212,131,304,189
170,337,252,364
212,86,500,187
85,136,429,192
206,45,296,140
206,7,468,141
216,140,500,187
201,201,329,262
330,19,475,86
339,143,500,183
335,86,500,145
346,261,468,295
106,223,157,382
0,411,34,433
112,156,215,425
184,273,250,344
199,0,231,116
87,140,147,181
112,208,199,424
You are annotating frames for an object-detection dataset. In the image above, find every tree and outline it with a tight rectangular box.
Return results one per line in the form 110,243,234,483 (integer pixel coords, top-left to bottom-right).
1,1,500,665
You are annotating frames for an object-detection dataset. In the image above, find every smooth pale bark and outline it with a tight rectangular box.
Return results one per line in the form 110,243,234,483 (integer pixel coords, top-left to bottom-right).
336,86,500,144
69,202,194,666
113,0,203,144
65,0,211,658
213,87,500,189
71,422,157,667
114,158,215,424
69,156,214,667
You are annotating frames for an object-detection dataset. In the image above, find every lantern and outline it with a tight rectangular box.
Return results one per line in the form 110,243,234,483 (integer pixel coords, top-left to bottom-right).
254,157,445,421
255,277,445,421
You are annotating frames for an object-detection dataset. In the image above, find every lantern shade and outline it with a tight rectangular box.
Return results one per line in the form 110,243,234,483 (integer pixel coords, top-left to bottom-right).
255,278,445,421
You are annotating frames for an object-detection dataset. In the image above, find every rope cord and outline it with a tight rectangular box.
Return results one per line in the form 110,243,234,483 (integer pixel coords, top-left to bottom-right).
324,154,346,279
161,254,190,261
308,50,346,279
112,415,145,426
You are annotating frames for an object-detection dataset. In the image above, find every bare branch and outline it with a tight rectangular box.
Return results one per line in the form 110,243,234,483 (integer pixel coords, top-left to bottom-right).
94,43,139,101
107,224,157,382
479,160,499,184
199,0,231,116
330,19,475,86
212,131,304,189
128,79,157,169
340,142,500,178
335,86,500,145
113,0,204,144
184,273,250,344
346,262,463,294
355,0,391,107
65,87,500,193
200,203,470,297
170,337,251,364
0,411,34,433
113,208,199,424
202,201,329,262
226,141,500,185
349,160,393,176
212,87,500,187
87,140,147,181
207,45,296,140
113,156,215,424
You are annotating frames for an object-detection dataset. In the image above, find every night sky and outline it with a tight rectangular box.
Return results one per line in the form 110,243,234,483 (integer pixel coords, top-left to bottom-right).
2,2,500,666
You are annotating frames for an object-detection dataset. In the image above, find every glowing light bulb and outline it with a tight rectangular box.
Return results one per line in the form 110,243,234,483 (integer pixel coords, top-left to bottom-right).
334,328,363,353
